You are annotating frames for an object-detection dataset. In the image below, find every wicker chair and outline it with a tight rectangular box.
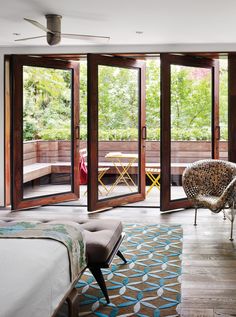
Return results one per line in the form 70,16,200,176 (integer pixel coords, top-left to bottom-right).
182,159,236,241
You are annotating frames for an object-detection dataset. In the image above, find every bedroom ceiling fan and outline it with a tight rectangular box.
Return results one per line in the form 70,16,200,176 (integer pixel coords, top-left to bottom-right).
15,14,110,45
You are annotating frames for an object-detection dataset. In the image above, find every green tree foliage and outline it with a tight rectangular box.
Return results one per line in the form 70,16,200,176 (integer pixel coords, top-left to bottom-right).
146,60,160,140
23,60,228,141
23,66,72,141
79,61,87,137
219,61,228,139
170,66,212,140
98,65,139,140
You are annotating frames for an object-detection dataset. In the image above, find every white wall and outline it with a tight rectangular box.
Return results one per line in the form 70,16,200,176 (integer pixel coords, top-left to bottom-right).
1,42,236,207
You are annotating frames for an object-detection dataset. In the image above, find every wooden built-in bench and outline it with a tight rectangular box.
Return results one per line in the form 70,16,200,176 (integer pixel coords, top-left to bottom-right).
23,140,228,183
23,161,188,185
23,162,71,183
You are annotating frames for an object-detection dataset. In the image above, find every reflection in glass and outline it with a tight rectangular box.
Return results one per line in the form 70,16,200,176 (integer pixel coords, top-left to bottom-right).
145,59,161,202
98,65,139,200
170,65,211,200
219,60,228,160
23,66,72,198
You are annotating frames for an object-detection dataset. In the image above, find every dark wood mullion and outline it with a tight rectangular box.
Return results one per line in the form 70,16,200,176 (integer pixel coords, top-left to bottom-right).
88,54,144,70
160,54,171,210
140,65,146,197
87,54,146,212
163,54,216,69
11,55,80,210
10,55,76,69
87,54,99,211
71,62,80,197
11,56,24,210
160,53,218,211
4,56,11,206
228,54,236,163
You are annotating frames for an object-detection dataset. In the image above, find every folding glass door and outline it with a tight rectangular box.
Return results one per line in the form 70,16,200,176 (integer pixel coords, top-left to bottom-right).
87,54,146,211
11,56,80,210
160,54,219,211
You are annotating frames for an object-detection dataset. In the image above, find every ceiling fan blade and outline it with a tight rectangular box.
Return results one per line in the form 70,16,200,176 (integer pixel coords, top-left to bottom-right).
15,35,46,42
24,18,54,34
62,33,110,43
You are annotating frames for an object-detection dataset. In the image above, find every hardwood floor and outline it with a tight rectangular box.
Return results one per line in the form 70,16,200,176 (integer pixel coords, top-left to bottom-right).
0,205,236,316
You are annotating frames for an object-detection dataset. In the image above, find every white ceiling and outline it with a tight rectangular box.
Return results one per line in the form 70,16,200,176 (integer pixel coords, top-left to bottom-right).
0,0,236,47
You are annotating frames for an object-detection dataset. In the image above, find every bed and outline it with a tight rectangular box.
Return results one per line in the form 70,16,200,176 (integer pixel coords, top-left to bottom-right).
0,220,86,317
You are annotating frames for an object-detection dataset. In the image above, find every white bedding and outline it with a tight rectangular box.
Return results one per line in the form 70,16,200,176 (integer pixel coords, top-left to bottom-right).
0,238,71,317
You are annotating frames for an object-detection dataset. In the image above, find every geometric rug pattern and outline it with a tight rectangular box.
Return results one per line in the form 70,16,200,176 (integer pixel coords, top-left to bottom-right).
76,223,182,316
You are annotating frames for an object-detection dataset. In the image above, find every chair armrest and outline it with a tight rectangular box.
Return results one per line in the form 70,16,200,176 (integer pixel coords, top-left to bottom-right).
219,176,236,208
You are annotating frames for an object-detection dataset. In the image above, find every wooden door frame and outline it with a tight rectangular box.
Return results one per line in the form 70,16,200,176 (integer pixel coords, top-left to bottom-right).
87,53,146,211
228,54,236,163
160,53,219,211
4,56,11,206
11,55,80,210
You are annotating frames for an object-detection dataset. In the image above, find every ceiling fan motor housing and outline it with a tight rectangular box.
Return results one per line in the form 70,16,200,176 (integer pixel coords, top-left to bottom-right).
46,14,62,45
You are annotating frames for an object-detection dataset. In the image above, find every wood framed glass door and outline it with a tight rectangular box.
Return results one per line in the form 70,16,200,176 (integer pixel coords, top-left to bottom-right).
11,55,80,210
87,54,146,211
160,54,219,211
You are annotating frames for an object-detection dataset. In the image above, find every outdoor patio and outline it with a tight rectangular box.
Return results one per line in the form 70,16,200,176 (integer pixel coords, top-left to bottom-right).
22,139,228,204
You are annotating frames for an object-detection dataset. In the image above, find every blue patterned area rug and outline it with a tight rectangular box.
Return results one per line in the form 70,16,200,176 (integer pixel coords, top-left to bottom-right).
76,223,182,317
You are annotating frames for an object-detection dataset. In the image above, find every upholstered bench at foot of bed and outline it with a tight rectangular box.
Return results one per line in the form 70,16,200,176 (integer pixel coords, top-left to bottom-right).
79,219,127,303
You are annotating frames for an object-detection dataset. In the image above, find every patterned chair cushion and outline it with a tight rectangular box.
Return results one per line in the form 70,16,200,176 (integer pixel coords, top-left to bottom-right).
183,159,236,212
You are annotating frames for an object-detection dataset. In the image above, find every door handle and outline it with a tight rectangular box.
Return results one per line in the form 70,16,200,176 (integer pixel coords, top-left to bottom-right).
75,125,80,139
216,126,220,140
142,126,147,140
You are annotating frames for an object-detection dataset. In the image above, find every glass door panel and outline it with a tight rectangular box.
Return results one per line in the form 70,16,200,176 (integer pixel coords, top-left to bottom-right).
23,66,73,199
11,56,80,210
170,65,212,201
160,54,219,211
88,54,146,212
98,65,139,199
219,59,228,160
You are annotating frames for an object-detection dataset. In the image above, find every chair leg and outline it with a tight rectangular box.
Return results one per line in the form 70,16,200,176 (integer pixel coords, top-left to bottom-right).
194,207,198,226
117,250,127,263
89,266,110,304
229,207,235,241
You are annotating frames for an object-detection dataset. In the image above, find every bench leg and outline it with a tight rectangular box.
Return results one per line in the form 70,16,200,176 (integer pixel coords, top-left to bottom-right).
32,178,40,187
67,288,79,317
89,266,110,304
117,250,127,263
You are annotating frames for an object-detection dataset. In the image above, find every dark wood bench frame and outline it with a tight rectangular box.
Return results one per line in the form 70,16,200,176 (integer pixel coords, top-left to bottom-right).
23,162,71,184
88,232,127,304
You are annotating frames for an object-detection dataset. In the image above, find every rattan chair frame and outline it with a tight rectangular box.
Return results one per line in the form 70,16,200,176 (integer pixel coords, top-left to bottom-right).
183,159,236,241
